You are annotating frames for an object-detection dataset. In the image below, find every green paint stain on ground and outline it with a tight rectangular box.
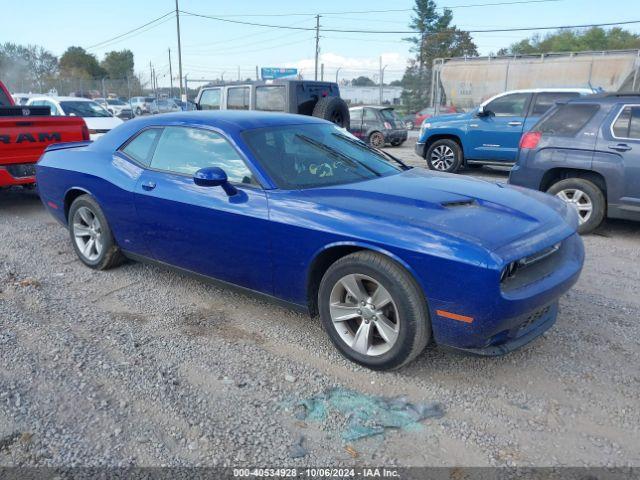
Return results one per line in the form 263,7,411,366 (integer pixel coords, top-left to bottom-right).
295,388,444,442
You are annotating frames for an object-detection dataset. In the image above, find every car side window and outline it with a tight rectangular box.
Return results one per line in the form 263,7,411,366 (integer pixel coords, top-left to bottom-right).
531,92,580,116
485,93,529,117
121,128,162,166
199,89,221,110
226,87,250,110
363,108,378,122
150,126,255,184
612,106,640,140
255,86,285,112
350,108,363,122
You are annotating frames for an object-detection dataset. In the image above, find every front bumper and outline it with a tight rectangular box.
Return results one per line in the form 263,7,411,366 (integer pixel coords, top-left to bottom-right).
0,164,36,186
428,232,584,354
415,141,426,158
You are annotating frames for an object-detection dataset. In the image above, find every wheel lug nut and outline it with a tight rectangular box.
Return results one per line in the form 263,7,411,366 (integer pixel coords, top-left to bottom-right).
357,309,362,314
361,301,366,306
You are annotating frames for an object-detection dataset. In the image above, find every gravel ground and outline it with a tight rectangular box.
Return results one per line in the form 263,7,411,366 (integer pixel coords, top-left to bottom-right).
1,139,639,468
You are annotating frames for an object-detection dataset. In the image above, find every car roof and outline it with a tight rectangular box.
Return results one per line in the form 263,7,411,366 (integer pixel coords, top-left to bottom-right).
349,105,395,110
28,96,95,102
481,88,595,106
568,92,640,104
127,110,327,132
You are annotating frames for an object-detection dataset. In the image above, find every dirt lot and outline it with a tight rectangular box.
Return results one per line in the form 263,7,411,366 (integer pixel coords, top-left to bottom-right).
1,139,639,468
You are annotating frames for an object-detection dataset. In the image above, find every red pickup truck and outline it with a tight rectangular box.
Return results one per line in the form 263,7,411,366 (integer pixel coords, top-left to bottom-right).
1,81,89,188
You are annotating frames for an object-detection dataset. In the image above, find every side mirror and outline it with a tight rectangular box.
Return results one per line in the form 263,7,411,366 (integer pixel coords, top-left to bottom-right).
194,167,237,196
477,105,491,117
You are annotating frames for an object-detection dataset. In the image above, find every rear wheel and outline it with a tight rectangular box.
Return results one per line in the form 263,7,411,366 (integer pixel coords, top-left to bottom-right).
547,178,605,234
318,251,430,370
68,195,124,270
312,97,350,128
426,139,462,173
369,131,385,148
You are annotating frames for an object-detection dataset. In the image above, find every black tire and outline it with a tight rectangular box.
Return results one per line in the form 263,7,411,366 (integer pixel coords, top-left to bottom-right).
68,195,125,270
318,251,430,370
369,131,385,148
135,107,142,116
425,139,463,173
546,178,606,234
312,97,350,128
390,139,404,147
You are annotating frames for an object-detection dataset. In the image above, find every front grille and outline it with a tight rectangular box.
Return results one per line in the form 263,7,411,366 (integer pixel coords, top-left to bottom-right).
5,164,36,178
519,305,551,332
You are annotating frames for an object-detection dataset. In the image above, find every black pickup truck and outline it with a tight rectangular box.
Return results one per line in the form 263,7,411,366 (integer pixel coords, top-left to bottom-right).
194,79,350,128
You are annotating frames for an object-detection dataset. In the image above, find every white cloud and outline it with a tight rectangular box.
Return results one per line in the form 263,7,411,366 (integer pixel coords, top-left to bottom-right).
286,52,408,80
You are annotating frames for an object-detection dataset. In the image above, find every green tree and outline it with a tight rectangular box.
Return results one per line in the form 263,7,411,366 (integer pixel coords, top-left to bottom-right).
401,0,478,112
498,27,640,55
351,76,376,86
0,43,57,91
100,50,134,79
59,46,106,79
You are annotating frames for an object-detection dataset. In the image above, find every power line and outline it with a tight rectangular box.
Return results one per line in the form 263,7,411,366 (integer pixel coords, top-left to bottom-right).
180,11,640,35
191,0,563,17
86,11,174,50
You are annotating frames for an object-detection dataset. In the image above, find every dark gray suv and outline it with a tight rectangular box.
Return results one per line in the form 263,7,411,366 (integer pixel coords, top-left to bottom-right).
509,93,640,233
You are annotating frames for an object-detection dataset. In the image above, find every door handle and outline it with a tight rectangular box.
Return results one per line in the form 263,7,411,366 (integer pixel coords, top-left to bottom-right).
608,143,632,152
141,181,156,191
508,121,523,126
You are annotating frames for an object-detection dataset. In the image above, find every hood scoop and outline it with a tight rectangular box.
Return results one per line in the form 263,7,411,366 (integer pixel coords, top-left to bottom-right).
441,199,476,208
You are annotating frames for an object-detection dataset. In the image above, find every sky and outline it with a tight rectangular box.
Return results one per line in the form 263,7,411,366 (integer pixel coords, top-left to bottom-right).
2,0,639,87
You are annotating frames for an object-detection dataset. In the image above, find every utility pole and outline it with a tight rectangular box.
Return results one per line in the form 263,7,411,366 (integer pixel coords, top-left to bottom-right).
321,63,324,81
314,14,321,81
256,65,259,81
237,65,241,81
379,57,388,106
335,67,341,84
149,61,154,95
168,48,174,99
175,0,184,100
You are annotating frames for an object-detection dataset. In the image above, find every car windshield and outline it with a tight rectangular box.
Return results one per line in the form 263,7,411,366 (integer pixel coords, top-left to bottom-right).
243,124,401,189
144,97,155,102
60,101,112,117
107,99,126,105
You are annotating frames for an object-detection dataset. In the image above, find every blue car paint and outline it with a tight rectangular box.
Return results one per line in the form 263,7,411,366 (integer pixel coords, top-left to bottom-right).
36,111,585,353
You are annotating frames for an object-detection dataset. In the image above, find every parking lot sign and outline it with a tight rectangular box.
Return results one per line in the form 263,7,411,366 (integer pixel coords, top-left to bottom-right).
261,68,298,80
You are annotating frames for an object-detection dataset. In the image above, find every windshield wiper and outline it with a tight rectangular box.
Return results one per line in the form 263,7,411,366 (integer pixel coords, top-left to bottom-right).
294,134,379,177
331,133,411,170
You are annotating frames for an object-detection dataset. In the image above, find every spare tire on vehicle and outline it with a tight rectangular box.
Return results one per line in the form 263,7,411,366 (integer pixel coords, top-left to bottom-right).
312,97,350,128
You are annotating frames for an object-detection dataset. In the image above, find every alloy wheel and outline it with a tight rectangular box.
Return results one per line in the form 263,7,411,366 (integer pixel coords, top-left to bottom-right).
430,145,455,170
329,273,400,356
72,206,104,262
555,188,593,224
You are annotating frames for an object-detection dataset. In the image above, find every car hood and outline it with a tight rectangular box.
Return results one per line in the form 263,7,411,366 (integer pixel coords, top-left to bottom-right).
300,168,575,257
427,111,469,123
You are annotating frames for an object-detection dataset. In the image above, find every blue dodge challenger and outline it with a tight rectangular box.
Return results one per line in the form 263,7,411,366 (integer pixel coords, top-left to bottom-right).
36,111,585,370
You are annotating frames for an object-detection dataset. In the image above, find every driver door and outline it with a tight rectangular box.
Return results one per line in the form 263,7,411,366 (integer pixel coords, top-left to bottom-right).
132,125,272,294
466,92,531,162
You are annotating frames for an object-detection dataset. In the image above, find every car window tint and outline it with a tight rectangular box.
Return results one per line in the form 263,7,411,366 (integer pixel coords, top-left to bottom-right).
121,129,161,166
0,88,10,107
537,103,599,137
629,107,640,139
150,126,254,184
485,93,529,116
363,109,378,121
199,89,221,110
612,106,640,139
532,92,580,116
255,86,285,112
227,87,250,110
350,108,363,121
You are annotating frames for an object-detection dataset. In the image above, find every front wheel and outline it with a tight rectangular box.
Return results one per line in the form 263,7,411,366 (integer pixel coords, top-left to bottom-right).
547,178,605,234
390,139,404,147
135,107,142,116
68,195,124,270
425,139,463,173
318,251,430,370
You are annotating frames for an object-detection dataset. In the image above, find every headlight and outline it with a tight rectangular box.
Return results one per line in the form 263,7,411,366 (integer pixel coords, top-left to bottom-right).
419,122,432,137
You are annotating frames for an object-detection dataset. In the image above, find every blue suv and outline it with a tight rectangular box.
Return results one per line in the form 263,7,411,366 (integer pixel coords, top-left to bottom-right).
510,93,640,234
415,89,594,173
